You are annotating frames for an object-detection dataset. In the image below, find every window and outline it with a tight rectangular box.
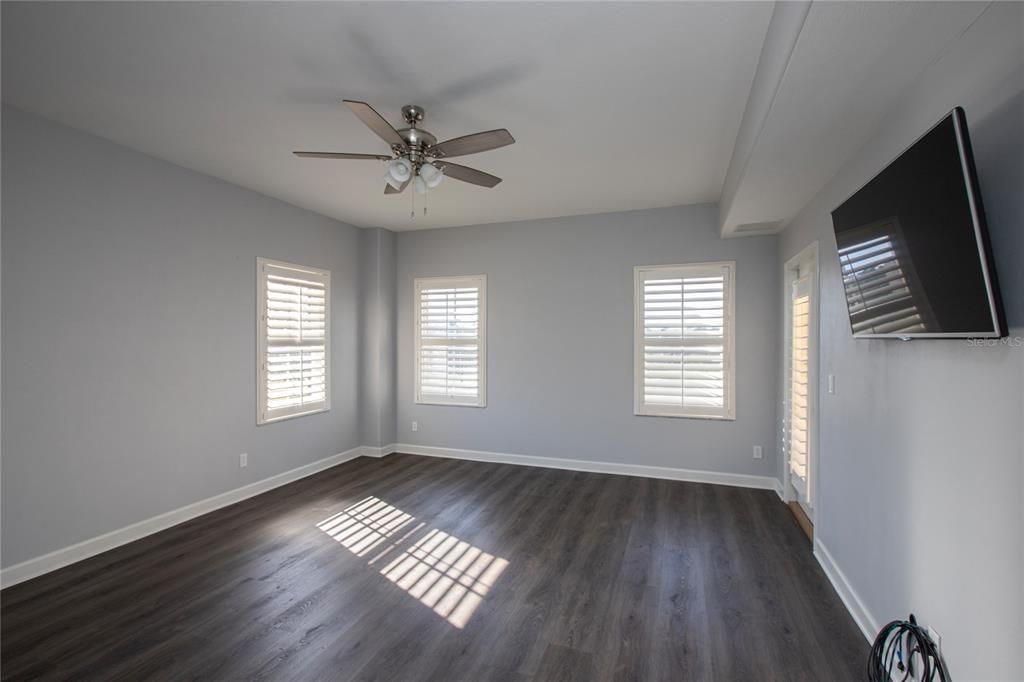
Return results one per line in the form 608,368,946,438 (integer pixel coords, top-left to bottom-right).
257,258,330,424
634,262,735,420
414,275,486,407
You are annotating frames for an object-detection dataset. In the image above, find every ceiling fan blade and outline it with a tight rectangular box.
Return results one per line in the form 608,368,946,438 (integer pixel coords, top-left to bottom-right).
437,162,502,188
294,151,391,160
343,100,406,148
385,179,410,194
428,129,514,159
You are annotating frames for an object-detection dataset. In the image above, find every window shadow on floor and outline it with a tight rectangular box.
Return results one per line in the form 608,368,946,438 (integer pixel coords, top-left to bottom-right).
317,496,509,628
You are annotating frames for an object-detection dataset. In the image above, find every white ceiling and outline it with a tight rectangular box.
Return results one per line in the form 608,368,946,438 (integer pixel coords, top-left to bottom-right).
1,2,772,231
1,2,991,234
718,1,989,237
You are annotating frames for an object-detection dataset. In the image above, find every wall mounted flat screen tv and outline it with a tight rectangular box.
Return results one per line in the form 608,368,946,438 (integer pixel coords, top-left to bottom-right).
830,107,1006,339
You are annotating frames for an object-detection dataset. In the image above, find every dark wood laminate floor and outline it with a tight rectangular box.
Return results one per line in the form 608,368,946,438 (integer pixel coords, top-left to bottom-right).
1,454,866,681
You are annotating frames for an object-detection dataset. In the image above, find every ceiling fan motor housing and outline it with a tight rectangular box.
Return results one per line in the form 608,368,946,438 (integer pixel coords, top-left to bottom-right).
397,127,437,161
397,105,436,162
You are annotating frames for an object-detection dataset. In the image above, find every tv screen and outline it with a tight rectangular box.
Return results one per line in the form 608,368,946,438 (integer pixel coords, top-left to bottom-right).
830,107,1006,339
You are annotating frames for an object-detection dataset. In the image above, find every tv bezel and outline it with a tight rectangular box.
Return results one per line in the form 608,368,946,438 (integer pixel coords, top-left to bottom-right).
830,107,1007,340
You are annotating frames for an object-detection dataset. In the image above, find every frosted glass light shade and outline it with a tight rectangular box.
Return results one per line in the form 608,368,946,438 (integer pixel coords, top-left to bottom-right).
384,169,402,190
419,162,444,189
387,155,411,183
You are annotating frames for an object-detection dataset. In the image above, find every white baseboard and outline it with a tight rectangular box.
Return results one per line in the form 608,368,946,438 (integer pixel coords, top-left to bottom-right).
773,478,786,502
360,443,397,458
1,446,368,589
393,443,779,490
813,537,878,642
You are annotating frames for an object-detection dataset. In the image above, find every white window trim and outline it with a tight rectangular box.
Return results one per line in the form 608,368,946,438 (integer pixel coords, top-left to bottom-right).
257,257,331,425
414,275,487,408
633,261,736,421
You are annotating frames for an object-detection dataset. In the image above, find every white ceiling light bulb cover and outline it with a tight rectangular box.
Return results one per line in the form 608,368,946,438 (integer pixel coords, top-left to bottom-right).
413,175,429,194
383,169,401,190
385,157,412,188
419,162,444,189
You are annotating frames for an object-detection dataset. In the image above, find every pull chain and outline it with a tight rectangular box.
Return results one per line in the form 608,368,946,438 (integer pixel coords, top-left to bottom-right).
410,181,415,219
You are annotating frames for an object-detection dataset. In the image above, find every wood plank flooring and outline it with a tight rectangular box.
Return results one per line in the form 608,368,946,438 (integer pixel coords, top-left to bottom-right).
1,454,866,680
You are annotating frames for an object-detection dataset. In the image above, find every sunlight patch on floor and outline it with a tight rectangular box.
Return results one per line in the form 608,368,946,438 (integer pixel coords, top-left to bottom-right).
318,497,508,628
379,528,509,628
316,496,414,556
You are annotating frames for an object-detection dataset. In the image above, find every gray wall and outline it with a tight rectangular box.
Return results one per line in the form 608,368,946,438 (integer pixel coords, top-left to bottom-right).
396,204,780,476
358,227,397,448
1,107,364,568
777,4,1023,678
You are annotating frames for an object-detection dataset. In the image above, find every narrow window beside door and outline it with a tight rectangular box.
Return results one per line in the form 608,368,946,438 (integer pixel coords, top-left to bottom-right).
634,262,736,420
414,275,487,407
257,258,330,424
788,278,811,499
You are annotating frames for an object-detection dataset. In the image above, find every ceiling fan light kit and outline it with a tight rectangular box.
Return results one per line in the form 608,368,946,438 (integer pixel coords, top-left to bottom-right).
294,100,514,211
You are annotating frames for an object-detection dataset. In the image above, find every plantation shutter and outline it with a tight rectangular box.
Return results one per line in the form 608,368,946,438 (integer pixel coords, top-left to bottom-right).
787,277,811,498
635,263,735,419
415,276,486,407
258,258,330,424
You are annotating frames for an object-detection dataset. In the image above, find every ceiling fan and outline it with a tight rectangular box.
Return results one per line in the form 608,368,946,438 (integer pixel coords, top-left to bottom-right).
294,100,514,196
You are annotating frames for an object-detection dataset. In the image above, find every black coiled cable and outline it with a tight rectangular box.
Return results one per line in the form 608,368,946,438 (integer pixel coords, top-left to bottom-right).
867,614,950,682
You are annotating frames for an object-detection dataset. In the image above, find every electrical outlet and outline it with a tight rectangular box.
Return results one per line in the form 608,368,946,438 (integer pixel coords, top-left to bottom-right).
239,453,248,468
828,374,836,394
753,445,763,459
411,421,418,432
